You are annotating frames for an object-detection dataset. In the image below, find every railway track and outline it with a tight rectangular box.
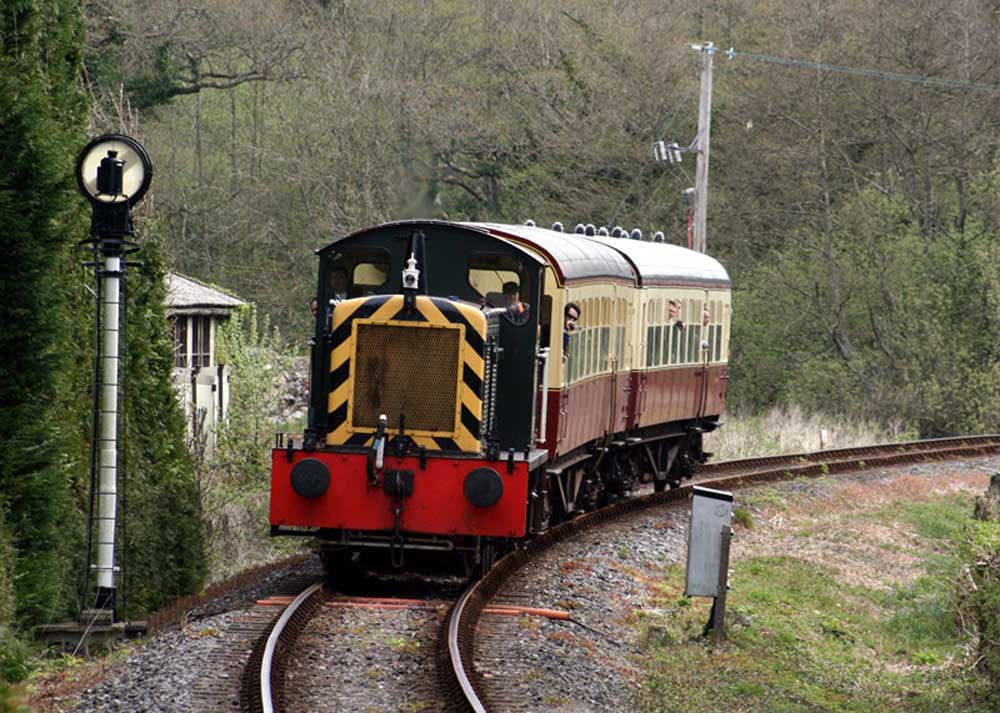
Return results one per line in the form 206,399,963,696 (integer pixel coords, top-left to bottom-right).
237,436,1000,712
441,434,1000,712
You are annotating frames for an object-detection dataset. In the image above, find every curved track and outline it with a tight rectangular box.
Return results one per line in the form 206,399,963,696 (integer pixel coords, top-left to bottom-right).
442,434,1000,711
242,579,327,713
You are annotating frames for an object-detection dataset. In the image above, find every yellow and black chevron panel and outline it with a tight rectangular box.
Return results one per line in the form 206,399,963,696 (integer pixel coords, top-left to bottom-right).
325,295,487,453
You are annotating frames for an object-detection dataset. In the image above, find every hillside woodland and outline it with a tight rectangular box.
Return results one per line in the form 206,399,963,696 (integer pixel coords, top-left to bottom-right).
1,0,999,700
82,0,1000,433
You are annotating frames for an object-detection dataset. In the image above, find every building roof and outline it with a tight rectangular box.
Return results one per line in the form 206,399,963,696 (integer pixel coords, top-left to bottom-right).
166,273,245,313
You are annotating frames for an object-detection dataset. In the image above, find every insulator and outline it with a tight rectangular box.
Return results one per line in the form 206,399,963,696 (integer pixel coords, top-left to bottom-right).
585,224,596,236
610,227,623,238
630,228,642,240
524,219,536,227
653,231,665,243
552,222,564,232
597,226,609,236
574,223,586,234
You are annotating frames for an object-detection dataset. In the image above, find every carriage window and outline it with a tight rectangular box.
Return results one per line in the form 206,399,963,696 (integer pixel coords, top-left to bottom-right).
688,324,701,362
672,324,684,364
540,295,553,346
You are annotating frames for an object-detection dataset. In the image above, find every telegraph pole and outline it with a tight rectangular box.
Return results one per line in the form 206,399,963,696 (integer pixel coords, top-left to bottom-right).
692,42,715,254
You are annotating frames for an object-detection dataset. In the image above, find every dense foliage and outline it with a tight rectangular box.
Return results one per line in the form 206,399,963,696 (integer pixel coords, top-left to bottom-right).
199,306,295,580
1,0,205,687
83,0,1000,435
0,0,90,650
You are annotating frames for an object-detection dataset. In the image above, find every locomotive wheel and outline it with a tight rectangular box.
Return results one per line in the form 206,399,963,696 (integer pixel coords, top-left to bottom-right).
320,548,361,577
479,542,497,578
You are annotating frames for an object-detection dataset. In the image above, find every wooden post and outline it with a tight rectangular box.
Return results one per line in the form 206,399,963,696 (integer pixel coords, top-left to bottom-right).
711,524,732,643
692,43,714,254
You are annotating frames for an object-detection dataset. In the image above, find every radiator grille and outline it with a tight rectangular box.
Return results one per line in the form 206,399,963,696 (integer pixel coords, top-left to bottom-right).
351,323,460,432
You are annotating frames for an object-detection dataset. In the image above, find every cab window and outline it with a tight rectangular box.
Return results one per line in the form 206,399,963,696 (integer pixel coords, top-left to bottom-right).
467,254,531,307
324,247,391,299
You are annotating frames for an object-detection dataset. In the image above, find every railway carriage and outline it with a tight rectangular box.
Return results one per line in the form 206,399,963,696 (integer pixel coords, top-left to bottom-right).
269,220,730,573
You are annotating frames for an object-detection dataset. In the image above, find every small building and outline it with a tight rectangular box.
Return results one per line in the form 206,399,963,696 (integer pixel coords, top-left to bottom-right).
166,273,245,456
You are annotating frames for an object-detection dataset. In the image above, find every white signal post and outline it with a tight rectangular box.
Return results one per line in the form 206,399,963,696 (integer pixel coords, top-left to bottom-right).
95,253,122,597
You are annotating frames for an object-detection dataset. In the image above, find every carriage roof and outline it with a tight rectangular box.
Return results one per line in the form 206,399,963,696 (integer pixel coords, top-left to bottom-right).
319,220,728,289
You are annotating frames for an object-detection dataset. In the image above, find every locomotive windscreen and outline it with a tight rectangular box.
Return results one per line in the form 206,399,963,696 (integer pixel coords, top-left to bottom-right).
351,322,461,433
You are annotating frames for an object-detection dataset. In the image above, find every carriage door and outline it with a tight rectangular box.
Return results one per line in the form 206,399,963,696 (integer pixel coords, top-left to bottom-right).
696,290,711,419
627,299,646,428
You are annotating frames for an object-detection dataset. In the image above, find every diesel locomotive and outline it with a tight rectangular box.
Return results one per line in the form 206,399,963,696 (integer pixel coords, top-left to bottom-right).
269,220,731,573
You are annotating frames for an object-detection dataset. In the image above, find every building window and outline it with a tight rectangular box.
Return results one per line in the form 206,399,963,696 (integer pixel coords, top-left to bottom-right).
192,316,212,368
173,317,188,367
172,315,213,368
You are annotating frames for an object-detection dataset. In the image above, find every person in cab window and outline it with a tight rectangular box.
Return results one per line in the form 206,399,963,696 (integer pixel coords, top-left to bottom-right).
563,302,581,362
329,266,350,302
503,281,526,313
502,281,530,325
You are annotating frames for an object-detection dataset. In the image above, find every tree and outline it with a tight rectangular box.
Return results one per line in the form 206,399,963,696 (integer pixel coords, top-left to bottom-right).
0,0,90,633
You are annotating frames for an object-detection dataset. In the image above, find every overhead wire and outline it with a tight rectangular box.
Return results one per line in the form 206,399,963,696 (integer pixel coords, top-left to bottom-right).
727,49,1000,95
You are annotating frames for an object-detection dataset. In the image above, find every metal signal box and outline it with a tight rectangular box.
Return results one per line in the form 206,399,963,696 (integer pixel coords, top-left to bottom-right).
685,486,734,597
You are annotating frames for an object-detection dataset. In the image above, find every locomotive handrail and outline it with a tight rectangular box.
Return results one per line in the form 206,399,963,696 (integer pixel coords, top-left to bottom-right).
536,347,551,445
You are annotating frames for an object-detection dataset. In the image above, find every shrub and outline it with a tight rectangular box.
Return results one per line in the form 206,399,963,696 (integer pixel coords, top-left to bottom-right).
0,626,32,684
958,520,1000,702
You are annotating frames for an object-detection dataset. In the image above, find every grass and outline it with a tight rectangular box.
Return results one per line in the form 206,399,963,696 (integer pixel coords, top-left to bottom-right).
635,492,993,712
705,406,914,460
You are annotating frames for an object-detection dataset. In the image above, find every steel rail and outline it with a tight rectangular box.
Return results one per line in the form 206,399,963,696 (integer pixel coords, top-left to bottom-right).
444,435,1000,711
448,586,487,713
698,434,1000,476
259,580,325,713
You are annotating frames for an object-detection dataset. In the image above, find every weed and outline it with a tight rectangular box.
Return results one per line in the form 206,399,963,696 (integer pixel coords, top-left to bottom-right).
385,636,420,654
731,507,754,529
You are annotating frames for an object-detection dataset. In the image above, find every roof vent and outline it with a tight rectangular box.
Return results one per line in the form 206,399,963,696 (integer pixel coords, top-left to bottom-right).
552,221,564,232
574,223,586,234
585,224,596,236
653,231,665,243
597,226,609,236
630,228,643,240
524,219,536,227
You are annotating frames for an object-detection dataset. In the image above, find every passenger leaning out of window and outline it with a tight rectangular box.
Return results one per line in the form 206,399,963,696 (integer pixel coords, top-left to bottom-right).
563,301,581,362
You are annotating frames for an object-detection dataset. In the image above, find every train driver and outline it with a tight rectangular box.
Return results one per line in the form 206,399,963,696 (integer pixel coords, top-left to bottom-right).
329,266,351,303
502,281,530,325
